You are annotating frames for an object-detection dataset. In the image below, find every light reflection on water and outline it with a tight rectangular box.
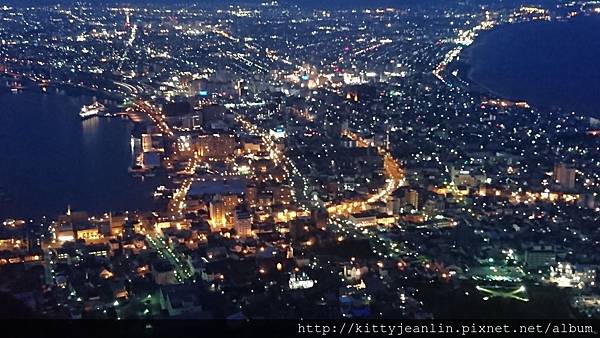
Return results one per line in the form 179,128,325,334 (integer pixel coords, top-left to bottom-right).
0,92,165,219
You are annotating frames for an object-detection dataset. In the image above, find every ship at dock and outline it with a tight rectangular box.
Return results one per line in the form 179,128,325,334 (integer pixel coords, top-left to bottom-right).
79,101,105,119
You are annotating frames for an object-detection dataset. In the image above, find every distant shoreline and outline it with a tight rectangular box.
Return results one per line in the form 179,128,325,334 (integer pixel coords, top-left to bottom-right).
454,16,600,119
455,24,534,104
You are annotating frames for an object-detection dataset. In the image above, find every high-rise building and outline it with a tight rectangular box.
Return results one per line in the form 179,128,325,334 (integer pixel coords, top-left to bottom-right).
391,187,419,212
233,205,253,237
209,195,226,231
554,163,576,189
406,189,419,210
245,183,258,207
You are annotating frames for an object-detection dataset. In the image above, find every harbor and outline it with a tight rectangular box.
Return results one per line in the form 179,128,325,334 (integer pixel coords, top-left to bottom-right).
0,91,167,219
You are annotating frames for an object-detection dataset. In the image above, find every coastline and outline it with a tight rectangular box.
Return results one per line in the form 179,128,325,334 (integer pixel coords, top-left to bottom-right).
452,16,600,118
0,90,166,220
460,32,520,100
453,23,536,103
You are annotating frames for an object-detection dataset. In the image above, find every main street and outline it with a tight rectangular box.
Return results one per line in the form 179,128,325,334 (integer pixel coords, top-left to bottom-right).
145,233,193,284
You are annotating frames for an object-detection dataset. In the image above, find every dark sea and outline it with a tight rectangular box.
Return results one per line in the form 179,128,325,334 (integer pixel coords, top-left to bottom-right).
0,91,164,219
465,15,600,117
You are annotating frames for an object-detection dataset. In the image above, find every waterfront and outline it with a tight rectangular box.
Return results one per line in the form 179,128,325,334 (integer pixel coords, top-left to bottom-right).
0,91,163,219
0,1,599,323
465,15,600,117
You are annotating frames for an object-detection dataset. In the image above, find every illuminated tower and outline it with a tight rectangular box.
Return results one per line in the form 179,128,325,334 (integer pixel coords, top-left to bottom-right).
209,195,226,231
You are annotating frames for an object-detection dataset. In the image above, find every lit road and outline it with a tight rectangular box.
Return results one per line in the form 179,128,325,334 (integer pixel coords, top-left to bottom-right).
433,13,496,84
330,216,409,260
234,113,286,167
168,110,291,219
134,100,175,139
146,234,193,284
168,149,203,217
168,176,194,218
327,129,405,216
134,99,192,218
234,111,324,215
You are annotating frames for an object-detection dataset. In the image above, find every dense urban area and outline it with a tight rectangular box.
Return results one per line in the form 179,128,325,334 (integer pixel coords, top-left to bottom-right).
1,0,600,320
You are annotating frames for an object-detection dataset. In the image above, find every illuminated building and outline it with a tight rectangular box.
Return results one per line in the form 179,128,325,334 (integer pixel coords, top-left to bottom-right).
222,194,241,212
130,133,143,170
349,211,378,227
549,262,596,289
272,184,293,205
92,214,113,236
56,224,75,243
376,213,396,226
88,244,110,257
406,189,419,210
109,215,125,236
209,195,227,231
75,224,101,241
242,136,262,153
288,272,315,290
56,207,90,242
0,234,26,251
236,79,247,97
233,205,253,237
253,159,270,174
180,113,203,131
273,206,297,223
244,183,258,207
257,193,273,208
1,253,43,266
450,166,487,187
269,126,286,139
197,134,236,159
0,220,28,251
399,213,425,224
553,163,576,190
141,133,164,152
342,264,366,283
142,134,153,152
392,187,420,213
